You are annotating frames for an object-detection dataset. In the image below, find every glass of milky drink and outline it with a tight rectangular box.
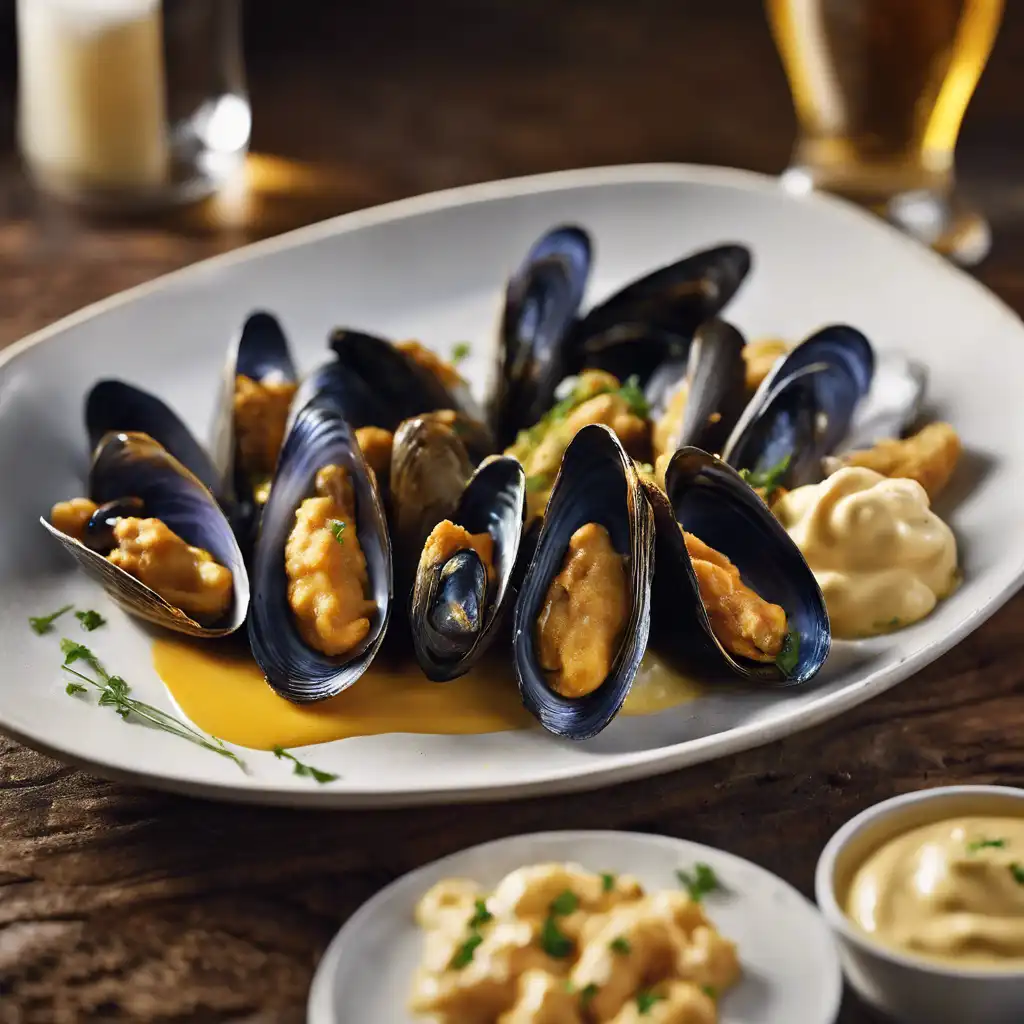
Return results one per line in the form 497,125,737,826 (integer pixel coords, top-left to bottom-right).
16,0,249,211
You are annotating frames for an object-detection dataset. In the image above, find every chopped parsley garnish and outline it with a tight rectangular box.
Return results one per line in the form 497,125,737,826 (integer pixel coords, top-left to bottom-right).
600,872,616,892
967,837,1006,852
539,915,574,958
618,374,650,418
450,341,472,365
328,519,346,544
636,990,664,1014
272,746,338,783
58,639,245,770
468,899,493,928
75,609,106,631
676,862,720,902
739,452,791,498
525,473,549,492
580,983,599,1008
609,936,631,955
776,629,801,677
1010,863,1024,885
702,984,717,999
549,890,579,916
449,932,484,969
29,604,73,635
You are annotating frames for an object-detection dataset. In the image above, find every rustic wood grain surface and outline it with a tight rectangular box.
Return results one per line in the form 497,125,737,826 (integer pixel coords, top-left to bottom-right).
2,2,1024,1021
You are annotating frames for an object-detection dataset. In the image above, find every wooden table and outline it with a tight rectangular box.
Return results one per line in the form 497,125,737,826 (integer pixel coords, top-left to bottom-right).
2,2,1024,1020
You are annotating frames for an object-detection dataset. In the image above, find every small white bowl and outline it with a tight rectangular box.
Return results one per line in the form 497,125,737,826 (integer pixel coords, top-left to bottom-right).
816,785,1024,1024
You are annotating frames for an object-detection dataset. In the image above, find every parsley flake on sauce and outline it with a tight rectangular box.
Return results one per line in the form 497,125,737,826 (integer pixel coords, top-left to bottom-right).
29,604,73,635
449,932,484,969
468,899,493,928
702,984,717,999
539,915,574,958
600,872,616,892
580,983,599,1008
610,936,631,955
676,862,721,902
739,452,791,498
967,837,1006,852
636,989,665,1014
618,375,650,419
328,519,346,544
549,890,579,916
75,609,106,631
450,341,472,365
1010,863,1024,885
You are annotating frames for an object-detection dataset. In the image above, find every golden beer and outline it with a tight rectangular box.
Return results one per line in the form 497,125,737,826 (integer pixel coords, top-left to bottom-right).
767,0,1003,205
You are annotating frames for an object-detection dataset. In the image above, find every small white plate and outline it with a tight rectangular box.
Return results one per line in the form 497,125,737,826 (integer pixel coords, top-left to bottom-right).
307,830,842,1024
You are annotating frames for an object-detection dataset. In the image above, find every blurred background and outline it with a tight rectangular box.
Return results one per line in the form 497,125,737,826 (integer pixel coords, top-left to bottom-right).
0,0,1023,345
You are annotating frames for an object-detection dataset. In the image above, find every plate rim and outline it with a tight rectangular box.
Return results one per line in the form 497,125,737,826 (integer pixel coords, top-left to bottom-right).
3,161,1023,807
305,827,844,1024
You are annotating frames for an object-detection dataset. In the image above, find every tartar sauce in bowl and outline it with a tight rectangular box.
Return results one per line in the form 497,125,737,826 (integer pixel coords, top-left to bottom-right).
846,817,1024,967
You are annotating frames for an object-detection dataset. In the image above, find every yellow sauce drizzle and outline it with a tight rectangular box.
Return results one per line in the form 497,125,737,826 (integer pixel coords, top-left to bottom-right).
152,640,702,751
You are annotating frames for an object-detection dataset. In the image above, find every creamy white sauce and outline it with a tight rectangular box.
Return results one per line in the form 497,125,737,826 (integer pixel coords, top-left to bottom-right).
773,467,958,638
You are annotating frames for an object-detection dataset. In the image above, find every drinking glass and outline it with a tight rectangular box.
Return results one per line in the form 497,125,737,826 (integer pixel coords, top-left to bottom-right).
766,0,1004,265
17,0,250,212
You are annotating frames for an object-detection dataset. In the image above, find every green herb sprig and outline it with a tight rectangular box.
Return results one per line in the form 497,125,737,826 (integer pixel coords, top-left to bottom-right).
600,872,616,893
739,452,791,499
610,936,631,955
449,932,483,969
968,837,1006,852
1010,863,1024,885
676,862,721,902
272,746,339,783
75,609,106,632
60,639,244,770
29,604,73,635
579,983,599,1008
776,629,801,677
329,519,346,544
450,341,472,365
636,989,664,1014
618,375,650,419
539,889,578,958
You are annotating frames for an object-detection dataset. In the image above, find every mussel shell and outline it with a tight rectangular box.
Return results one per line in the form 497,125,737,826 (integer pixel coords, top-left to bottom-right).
490,225,592,446
576,322,691,389
772,324,874,396
86,380,223,500
569,243,752,377
513,424,655,739
285,359,397,437
650,447,830,683
40,432,249,637
650,318,748,455
721,360,862,488
389,414,475,578
410,455,527,681
248,400,393,702
330,328,491,438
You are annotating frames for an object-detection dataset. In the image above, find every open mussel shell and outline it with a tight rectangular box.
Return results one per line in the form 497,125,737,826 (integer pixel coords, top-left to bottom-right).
390,414,475,579
329,328,491,440
648,318,748,455
248,400,393,702
86,380,223,500
490,225,593,446
513,424,655,740
650,447,830,684
570,243,752,384
410,456,527,681
208,311,299,552
40,432,249,638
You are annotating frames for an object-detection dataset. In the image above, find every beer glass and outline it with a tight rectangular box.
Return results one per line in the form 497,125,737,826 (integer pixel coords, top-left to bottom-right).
767,0,1004,265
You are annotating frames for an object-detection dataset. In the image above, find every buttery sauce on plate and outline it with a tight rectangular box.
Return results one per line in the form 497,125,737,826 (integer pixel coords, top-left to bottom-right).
152,640,703,751
846,816,1024,966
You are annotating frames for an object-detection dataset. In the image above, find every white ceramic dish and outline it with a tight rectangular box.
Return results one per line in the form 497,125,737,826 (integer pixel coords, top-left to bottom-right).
1,163,1023,807
308,829,842,1024
816,785,1024,1024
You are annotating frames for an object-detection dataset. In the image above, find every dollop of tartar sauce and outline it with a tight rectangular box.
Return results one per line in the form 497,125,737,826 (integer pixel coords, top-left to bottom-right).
846,816,1024,966
772,467,958,638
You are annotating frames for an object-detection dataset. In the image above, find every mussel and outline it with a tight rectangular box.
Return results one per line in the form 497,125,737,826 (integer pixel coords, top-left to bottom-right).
513,424,655,739
647,447,830,683
330,328,491,439
210,311,299,548
41,432,249,637
86,379,224,501
489,225,593,447
409,455,527,680
721,324,874,489
248,397,393,702
648,318,748,459
569,244,752,386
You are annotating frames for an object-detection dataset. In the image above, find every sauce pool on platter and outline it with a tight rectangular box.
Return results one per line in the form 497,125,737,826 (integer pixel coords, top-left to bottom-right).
151,639,704,751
